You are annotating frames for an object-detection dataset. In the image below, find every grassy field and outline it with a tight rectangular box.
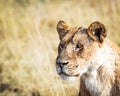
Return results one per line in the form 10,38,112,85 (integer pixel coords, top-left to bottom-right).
0,0,120,96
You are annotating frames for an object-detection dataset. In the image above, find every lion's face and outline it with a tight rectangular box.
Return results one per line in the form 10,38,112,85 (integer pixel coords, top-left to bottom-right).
56,21,107,80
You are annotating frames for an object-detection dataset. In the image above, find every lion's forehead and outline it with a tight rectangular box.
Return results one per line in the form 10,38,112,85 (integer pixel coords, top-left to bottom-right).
61,27,89,44
73,31,89,43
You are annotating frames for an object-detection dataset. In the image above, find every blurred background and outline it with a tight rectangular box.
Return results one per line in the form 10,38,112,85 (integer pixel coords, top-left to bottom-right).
0,0,120,96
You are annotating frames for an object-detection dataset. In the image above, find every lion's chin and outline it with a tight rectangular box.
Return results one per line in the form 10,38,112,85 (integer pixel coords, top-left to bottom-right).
60,73,79,81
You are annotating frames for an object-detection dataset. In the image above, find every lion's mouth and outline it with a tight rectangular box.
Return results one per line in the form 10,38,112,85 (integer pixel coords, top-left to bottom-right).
58,71,79,77
59,72,79,77
56,65,80,78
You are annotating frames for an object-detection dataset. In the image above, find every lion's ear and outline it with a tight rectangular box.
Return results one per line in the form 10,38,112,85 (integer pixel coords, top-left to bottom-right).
57,20,71,40
87,21,107,46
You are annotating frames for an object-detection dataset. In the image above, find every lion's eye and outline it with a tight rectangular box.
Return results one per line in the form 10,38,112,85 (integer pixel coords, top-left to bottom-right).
75,43,83,52
59,44,64,50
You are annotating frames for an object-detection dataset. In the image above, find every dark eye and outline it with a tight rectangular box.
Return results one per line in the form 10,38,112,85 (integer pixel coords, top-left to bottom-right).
59,44,64,50
75,43,83,52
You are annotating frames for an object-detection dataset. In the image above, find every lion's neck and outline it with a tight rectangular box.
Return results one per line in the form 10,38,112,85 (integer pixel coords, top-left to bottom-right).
80,42,116,96
91,42,115,74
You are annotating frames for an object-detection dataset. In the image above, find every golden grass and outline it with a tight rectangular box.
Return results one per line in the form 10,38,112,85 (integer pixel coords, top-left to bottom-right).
0,0,120,96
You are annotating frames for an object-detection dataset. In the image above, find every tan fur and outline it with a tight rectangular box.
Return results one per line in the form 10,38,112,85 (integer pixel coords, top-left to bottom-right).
56,20,120,96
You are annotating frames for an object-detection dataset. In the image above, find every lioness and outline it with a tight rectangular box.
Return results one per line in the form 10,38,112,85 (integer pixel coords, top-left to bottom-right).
56,20,120,96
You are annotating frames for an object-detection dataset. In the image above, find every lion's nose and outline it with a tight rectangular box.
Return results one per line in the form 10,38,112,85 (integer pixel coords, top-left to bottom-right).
56,60,69,66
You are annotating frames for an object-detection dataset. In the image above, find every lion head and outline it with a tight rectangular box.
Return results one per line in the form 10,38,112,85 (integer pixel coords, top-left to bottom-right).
56,20,107,80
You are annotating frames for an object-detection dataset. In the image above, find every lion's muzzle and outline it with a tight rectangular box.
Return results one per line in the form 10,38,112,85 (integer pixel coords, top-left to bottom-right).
56,59,80,77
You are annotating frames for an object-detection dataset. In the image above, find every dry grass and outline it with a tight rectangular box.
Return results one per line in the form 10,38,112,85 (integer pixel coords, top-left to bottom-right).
0,0,120,96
